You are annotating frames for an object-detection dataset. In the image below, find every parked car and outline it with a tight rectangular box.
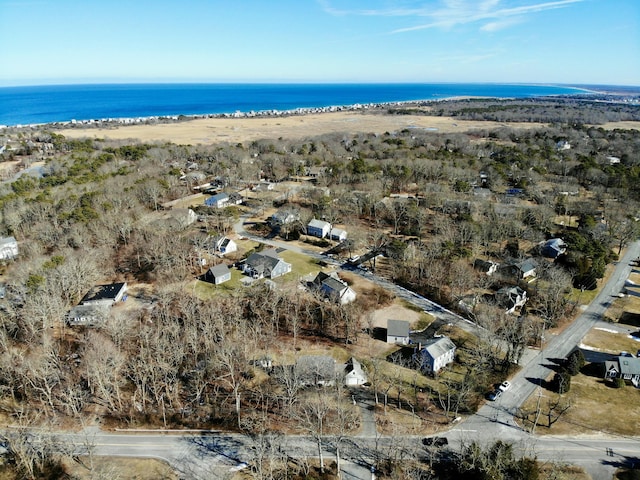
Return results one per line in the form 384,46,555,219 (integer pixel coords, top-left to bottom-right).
488,389,502,401
422,437,448,447
498,381,511,392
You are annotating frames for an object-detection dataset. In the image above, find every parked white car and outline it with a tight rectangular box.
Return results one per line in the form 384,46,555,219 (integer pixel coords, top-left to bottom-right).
498,381,511,392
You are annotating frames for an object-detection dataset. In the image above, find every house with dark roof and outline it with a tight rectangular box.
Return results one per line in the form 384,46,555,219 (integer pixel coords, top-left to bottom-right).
80,282,127,306
500,258,537,281
496,286,528,314
605,355,640,388
0,236,18,261
242,248,291,279
204,264,231,285
67,282,127,326
414,336,456,375
270,208,301,227
387,319,410,344
473,258,498,276
541,238,567,259
312,271,356,305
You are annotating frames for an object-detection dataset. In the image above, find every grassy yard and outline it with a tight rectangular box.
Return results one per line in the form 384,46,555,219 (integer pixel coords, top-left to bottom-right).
582,328,640,355
520,369,640,436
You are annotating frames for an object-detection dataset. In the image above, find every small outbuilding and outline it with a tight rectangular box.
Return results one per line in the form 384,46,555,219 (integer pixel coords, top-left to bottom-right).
387,319,410,344
205,264,232,285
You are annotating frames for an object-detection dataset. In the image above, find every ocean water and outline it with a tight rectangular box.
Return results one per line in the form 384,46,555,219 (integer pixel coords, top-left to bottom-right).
0,83,586,127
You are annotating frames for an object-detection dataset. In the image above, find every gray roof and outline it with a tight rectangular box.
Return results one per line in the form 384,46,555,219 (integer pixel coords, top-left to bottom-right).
209,264,230,278
0,236,17,246
619,356,640,376
422,336,456,359
296,355,337,384
308,219,331,229
245,249,285,276
387,319,410,338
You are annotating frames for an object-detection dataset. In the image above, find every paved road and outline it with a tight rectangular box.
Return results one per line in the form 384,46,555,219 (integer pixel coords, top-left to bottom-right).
7,230,638,479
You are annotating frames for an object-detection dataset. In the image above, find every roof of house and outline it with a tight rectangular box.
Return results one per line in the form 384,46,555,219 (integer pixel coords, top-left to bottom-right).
330,227,347,237
81,282,127,303
0,236,17,246
68,303,110,318
618,356,640,376
387,319,410,338
296,355,337,383
345,357,366,378
245,249,287,275
209,264,230,278
422,336,456,359
308,219,331,229
542,238,567,257
517,258,537,273
208,192,229,202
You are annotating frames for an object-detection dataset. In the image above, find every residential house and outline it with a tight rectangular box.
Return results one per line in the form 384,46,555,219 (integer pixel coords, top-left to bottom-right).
387,319,411,344
500,258,537,281
344,357,368,386
0,236,18,260
253,182,274,192
228,192,244,205
604,355,640,388
414,336,456,375
541,238,567,259
210,236,237,256
67,282,127,326
243,248,292,279
496,286,528,314
307,219,332,238
67,304,111,327
80,282,127,306
330,227,348,242
205,192,229,208
295,355,337,387
312,271,356,305
473,259,498,276
270,208,300,227
204,264,231,285
556,140,571,150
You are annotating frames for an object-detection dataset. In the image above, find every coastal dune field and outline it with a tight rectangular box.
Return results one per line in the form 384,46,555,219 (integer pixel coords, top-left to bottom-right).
57,111,547,144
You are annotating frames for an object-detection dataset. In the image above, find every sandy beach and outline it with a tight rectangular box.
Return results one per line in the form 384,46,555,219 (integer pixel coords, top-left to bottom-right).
56,111,548,145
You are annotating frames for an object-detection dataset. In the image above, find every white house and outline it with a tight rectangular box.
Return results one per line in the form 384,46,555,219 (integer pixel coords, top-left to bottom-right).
312,272,356,305
415,336,456,375
330,227,348,242
344,357,368,386
307,219,332,238
243,248,292,279
67,304,111,327
210,236,237,256
0,236,19,260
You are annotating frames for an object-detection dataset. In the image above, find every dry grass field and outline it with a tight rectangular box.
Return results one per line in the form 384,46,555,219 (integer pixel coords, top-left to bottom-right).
57,111,552,145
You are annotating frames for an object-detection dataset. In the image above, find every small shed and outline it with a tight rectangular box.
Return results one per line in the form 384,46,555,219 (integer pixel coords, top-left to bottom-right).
387,319,410,344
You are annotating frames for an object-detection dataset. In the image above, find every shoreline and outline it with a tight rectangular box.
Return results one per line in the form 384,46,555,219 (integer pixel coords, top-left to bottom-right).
0,83,616,130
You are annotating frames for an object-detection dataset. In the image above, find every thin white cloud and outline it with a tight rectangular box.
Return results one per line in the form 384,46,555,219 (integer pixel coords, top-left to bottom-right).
319,0,583,33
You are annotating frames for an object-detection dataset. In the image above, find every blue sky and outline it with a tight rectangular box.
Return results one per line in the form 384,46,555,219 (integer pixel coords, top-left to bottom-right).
0,0,638,86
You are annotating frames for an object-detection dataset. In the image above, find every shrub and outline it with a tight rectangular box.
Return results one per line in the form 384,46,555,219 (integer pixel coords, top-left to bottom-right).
566,350,585,376
553,369,571,393
614,377,626,389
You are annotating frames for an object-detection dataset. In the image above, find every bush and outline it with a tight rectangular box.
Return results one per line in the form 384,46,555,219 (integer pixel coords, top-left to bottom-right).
614,377,626,389
553,369,571,393
566,350,585,376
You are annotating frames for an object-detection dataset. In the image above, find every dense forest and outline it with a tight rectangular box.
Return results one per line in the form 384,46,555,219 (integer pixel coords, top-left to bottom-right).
0,97,639,479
